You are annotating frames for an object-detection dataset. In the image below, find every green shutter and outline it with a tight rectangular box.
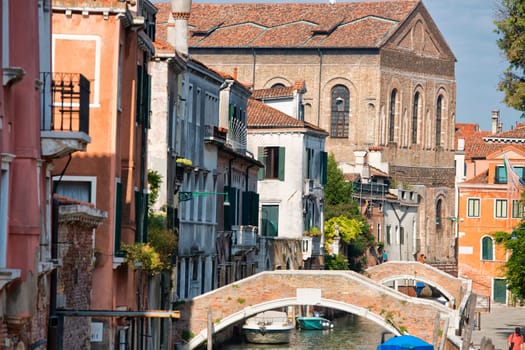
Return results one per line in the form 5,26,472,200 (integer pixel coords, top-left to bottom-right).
114,182,123,256
251,192,259,226
143,192,148,242
242,191,260,226
229,103,234,121
320,151,328,185
135,190,142,242
143,73,151,128
136,66,143,124
278,147,285,181
258,147,265,180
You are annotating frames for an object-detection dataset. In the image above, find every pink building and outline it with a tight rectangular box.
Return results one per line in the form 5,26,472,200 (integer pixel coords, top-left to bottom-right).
0,0,97,348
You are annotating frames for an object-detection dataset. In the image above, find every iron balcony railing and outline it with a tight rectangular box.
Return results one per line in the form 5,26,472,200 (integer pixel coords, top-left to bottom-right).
352,182,389,197
40,72,90,134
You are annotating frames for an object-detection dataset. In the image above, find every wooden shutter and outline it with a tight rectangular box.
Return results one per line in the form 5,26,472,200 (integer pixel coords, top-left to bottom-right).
114,182,123,256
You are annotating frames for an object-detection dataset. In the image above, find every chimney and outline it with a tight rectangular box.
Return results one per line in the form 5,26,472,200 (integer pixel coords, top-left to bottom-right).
491,110,500,134
170,0,192,55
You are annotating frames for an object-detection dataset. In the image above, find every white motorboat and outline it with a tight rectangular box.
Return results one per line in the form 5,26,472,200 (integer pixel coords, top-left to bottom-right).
242,310,294,344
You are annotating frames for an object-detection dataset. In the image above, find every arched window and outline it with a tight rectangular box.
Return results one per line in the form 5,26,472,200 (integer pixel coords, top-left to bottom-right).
330,85,350,138
271,83,286,89
481,236,494,261
412,92,419,144
436,198,442,229
388,89,397,142
436,95,443,146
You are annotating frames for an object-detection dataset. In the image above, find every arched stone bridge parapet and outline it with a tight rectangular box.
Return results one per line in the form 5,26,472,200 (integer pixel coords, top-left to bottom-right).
366,262,472,309
175,270,458,349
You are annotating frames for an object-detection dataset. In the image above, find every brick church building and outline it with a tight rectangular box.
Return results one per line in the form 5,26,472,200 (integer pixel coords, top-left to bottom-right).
157,0,458,263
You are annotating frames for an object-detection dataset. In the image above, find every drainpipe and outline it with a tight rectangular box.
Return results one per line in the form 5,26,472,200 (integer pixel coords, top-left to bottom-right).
317,48,323,127
252,48,257,90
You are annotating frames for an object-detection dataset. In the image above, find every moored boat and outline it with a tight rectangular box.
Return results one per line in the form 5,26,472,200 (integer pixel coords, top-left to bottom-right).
242,310,294,344
296,316,334,330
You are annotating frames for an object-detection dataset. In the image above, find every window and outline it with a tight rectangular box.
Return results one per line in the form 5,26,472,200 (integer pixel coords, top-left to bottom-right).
330,85,350,138
435,95,443,146
512,199,524,218
495,166,506,184
436,199,442,228
467,198,480,217
412,92,419,144
388,89,397,142
53,179,94,203
495,199,508,218
399,227,405,244
0,160,10,268
271,83,285,89
261,205,279,237
495,165,525,184
3,0,9,68
481,236,493,261
386,225,391,244
258,146,285,180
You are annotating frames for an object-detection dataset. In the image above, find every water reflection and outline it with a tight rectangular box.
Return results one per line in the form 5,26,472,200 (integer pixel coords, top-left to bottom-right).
217,313,392,350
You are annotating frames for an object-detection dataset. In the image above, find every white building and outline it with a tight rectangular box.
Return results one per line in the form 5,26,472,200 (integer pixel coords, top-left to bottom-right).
247,86,328,269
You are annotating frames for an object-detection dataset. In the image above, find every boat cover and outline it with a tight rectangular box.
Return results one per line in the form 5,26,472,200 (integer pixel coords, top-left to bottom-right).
376,335,434,350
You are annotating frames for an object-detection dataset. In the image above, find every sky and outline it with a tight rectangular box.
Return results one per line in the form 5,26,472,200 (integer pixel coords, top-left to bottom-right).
160,0,521,131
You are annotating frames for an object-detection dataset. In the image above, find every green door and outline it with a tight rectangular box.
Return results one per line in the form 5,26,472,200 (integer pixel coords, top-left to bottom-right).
493,278,507,304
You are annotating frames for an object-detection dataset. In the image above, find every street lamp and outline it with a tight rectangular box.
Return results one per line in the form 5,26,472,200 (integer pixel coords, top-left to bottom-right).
178,191,230,206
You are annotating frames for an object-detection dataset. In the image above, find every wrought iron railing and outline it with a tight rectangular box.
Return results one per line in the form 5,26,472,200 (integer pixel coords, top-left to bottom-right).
40,72,90,134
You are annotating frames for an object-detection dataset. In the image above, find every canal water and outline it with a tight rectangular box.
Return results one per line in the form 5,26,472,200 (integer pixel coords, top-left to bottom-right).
215,313,392,350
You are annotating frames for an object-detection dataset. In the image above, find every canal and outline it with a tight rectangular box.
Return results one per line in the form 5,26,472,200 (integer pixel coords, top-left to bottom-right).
214,313,393,349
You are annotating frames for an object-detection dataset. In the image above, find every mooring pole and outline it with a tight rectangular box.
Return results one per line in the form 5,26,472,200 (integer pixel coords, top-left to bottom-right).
207,308,213,350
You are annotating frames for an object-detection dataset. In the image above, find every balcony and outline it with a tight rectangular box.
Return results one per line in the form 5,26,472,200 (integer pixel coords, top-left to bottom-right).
204,125,227,144
40,72,91,159
231,225,258,255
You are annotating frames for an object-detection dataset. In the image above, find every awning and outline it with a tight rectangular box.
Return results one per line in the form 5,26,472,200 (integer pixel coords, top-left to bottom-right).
377,335,434,350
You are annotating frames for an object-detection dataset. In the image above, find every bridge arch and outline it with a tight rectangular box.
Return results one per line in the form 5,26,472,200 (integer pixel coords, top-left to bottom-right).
190,297,401,348
366,262,471,309
175,271,458,349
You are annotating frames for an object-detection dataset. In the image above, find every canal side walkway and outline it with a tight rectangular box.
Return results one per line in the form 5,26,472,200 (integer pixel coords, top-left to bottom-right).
469,303,525,350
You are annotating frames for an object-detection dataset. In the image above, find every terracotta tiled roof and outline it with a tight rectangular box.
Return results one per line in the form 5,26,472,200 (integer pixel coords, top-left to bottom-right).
370,165,389,178
247,98,327,135
154,1,419,49
153,38,175,55
345,173,360,182
484,124,525,141
463,170,488,185
252,81,306,100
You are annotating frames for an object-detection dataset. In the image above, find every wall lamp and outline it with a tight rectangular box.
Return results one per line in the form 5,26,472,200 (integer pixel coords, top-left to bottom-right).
178,191,230,206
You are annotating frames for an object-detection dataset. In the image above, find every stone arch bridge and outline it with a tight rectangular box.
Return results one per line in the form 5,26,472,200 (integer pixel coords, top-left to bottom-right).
175,263,468,349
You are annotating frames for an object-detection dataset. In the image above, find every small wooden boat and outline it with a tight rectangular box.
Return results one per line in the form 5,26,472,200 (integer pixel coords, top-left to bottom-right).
242,310,294,344
296,316,334,330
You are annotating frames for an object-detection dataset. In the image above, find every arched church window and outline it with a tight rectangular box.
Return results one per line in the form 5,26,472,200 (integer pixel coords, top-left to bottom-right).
436,198,442,229
389,89,397,142
436,95,443,146
412,92,420,144
330,85,349,138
